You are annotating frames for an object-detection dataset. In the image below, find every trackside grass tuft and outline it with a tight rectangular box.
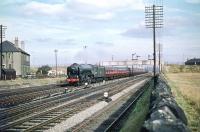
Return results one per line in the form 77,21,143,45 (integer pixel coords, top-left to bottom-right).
120,82,152,132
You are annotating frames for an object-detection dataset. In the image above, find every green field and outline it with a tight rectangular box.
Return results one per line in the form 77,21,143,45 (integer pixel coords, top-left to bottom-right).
165,73,200,132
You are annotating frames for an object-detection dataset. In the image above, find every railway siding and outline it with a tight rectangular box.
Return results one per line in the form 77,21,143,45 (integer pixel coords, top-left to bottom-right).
0,76,131,108
0,75,149,131
0,86,111,130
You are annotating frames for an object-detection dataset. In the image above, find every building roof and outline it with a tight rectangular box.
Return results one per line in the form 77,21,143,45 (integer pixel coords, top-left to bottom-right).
185,58,200,65
0,40,30,56
185,58,200,62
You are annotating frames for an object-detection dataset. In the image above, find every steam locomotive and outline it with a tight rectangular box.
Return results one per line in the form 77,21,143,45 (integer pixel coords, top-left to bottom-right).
66,63,131,85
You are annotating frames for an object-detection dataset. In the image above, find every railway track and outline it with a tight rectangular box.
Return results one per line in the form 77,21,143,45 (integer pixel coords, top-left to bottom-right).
0,75,149,131
0,77,131,108
0,73,148,108
0,84,60,97
71,77,153,132
0,84,67,108
0,77,131,123
103,80,151,132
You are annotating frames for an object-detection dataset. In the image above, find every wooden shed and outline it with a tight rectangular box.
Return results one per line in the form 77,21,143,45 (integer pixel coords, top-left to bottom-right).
2,69,16,80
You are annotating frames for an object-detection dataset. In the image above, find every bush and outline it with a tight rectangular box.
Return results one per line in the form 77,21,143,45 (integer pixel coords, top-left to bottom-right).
36,65,52,77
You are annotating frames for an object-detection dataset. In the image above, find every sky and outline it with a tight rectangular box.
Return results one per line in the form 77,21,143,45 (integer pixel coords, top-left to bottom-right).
0,0,200,66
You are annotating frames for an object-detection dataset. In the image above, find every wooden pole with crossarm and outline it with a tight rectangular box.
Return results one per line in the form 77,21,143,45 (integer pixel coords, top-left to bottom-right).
0,25,6,80
145,5,163,86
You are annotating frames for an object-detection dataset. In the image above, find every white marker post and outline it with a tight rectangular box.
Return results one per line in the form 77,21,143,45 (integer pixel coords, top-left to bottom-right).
85,82,88,88
64,88,68,94
104,91,108,99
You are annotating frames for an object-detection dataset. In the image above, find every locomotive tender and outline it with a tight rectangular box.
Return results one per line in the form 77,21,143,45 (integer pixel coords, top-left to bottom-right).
67,63,131,85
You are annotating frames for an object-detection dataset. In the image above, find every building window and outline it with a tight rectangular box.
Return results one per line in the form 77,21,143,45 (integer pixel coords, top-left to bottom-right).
2,55,5,63
26,56,29,62
9,53,11,59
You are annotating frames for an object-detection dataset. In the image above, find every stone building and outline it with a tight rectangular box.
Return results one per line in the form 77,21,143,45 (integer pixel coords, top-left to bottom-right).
0,40,30,77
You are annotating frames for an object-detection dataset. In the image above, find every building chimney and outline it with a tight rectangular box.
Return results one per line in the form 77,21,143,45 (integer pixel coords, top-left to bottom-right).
21,41,25,50
14,37,19,47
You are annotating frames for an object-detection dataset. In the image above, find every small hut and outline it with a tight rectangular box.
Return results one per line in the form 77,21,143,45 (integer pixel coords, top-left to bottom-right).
1,69,16,80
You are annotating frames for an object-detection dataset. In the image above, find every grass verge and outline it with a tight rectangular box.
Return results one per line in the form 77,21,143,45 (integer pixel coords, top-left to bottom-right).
120,81,152,132
165,73,200,132
0,77,66,89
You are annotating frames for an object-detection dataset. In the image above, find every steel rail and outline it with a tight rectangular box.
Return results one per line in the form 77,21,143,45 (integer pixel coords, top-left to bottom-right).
0,77,147,131
103,80,152,132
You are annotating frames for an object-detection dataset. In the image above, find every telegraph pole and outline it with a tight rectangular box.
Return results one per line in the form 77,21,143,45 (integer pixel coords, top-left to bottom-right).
145,5,163,85
83,45,87,64
54,49,58,77
158,43,161,73
132,53,136,74
0,25,2,80
0,25,6,80
153,5,156,78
